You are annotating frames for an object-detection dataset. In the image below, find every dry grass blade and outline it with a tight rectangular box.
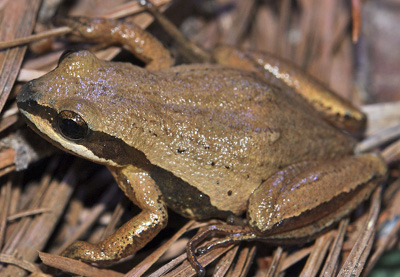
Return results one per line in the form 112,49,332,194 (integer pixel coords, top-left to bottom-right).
2,161,58,254
265,246,284,277
148,252,188,277
0,114,19,133
54,184,119,255
126,220,196,276
217,0,256,45
7,208,51,221
383,177,400,205
301,233,335,276
0,149,17,176
0,0,41,113
363,177,400,274
356,122,400,153
382,139,400,164
104,0,171,19
320,218,350,276
100,199,125,240
0,180,12,248
351,0,362,42
337,186,382,276
39,252,123,277
213,245,239,276
365,218,400,274
362,102,400,136
281,245,312,271
0,27,71,50
1,159,78,276
231,244,257,276
0,253,40,273
164,243,235,276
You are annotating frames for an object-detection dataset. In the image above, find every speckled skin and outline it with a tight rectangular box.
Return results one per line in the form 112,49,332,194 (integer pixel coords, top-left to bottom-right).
17,16,386,266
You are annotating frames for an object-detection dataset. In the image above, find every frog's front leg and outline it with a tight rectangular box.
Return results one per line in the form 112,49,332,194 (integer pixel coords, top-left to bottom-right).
58,17,174,70
61,165,167,263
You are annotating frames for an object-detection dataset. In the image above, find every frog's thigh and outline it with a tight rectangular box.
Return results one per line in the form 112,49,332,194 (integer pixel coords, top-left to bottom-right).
62,165,168,263
247,153,386,237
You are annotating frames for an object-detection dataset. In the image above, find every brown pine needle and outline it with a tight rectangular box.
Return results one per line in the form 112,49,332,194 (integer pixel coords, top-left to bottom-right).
0,254,40,273
0,27,71,50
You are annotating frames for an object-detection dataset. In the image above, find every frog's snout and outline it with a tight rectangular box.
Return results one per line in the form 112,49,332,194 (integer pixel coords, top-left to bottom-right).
17,81,38,106
16,81,42,114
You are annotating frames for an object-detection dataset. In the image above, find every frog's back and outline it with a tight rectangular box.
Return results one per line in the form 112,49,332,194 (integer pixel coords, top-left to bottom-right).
102,63,356,216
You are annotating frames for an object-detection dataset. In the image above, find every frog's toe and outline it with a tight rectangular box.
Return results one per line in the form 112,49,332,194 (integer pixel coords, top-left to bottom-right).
61,241,90,260
61,240,107,263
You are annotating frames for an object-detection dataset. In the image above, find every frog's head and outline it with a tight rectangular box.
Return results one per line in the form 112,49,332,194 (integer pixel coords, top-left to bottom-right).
17,50,137,167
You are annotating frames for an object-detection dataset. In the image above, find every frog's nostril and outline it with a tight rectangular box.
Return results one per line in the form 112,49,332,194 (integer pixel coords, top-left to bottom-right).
17,81,39,108
17,82,37,104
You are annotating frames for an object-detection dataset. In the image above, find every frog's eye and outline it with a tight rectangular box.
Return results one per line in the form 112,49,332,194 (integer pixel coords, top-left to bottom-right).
58,49,79,65
57,110,89,141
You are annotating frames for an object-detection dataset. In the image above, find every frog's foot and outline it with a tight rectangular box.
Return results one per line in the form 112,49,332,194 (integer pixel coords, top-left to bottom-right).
54,17,112,41
61,240,117,265
61,165,169,265
55,15,174,70
186,224,256,277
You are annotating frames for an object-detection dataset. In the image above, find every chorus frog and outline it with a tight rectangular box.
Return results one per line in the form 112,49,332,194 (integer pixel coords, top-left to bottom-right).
17,3,386,275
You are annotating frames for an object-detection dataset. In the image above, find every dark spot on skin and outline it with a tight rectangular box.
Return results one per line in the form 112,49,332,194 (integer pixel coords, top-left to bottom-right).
149,130,158,137
247,174,250,179
211,161,215,166
225,165,230,169
177,148,185,153
216,181,219,185
227,190,232,196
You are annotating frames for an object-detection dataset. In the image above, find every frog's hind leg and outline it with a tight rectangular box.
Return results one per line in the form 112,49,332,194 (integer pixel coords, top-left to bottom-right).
212,45,367,134
186,224,257,277
187,154,387,276
248,153,386,239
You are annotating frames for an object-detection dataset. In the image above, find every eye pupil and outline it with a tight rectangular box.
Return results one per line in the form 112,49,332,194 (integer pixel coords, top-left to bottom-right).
58,110,89,140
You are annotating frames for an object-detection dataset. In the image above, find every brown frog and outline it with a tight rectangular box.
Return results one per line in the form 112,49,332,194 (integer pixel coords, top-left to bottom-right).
16,2,386,275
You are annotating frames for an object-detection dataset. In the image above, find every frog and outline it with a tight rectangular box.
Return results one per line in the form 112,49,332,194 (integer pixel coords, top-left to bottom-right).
16,1,387,275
